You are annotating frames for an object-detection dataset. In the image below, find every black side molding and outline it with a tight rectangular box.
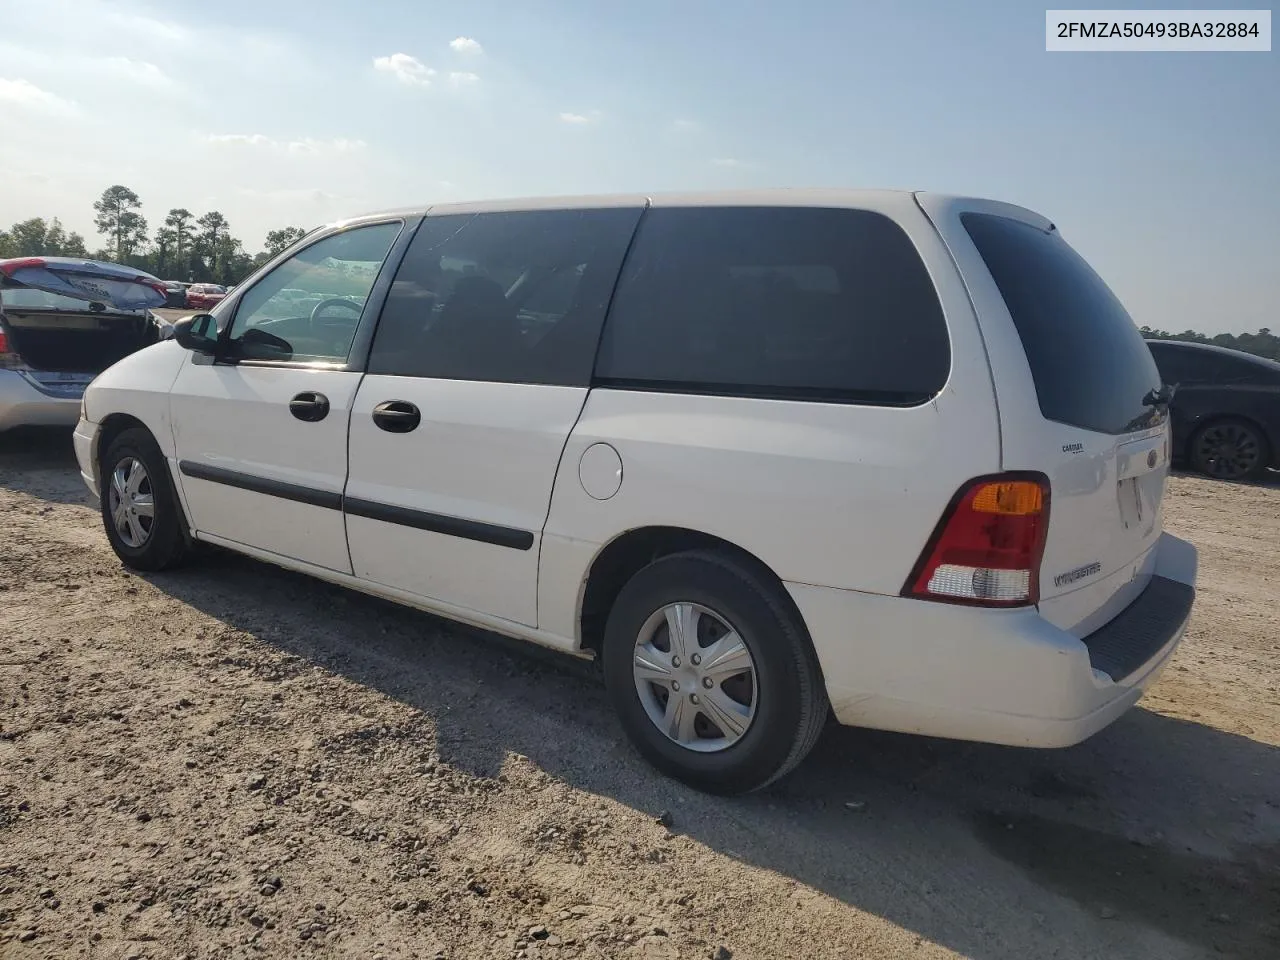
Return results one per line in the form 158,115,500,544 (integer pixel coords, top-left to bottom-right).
177,460,535,551
179,460,343,511
344,497,535,551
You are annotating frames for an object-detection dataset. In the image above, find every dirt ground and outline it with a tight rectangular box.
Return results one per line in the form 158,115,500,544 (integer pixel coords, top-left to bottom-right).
1,429,1277,960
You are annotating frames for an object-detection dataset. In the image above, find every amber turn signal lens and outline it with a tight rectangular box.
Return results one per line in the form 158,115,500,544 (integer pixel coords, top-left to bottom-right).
970,481,1044,516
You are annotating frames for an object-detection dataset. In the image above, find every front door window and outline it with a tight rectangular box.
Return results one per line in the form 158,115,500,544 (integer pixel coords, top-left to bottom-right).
226,222,402,363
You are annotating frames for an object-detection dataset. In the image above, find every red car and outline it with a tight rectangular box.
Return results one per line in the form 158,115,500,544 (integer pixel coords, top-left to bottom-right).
185,283,227,310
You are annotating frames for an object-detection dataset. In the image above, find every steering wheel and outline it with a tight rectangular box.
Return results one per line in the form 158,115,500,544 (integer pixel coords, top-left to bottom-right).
309,297,362,326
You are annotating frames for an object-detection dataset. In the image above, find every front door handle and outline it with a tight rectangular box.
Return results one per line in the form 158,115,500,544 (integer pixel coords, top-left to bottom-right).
289,391,330,422
372,400,421,433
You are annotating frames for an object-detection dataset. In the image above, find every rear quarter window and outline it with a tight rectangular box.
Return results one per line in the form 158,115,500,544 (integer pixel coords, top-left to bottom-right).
1144,342,1274,385
962,213,1162,436
596,206,950,404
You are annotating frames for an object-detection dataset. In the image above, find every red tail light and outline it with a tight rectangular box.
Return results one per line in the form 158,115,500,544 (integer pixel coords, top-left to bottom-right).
0,327,20,370
904,473,1051,607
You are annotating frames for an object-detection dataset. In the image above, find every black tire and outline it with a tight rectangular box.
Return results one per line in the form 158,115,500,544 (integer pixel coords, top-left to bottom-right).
1189,418,1270,482
601,550,828,795
99,427,189,571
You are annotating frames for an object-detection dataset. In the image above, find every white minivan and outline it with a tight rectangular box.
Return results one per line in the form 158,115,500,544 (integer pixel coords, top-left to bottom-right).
73,191,1197,793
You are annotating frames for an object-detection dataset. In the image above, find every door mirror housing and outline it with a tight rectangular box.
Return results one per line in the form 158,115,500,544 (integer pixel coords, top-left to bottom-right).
173,314,218,355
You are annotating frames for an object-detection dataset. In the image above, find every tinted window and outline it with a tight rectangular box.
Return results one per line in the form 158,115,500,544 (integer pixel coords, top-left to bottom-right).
596,206,949,404
228,222,402,362
369,208,643,386
1151,342,1280,386
1146,343,1200,384
1205,351,1280,383
1,287,138,315
962,213,1161,435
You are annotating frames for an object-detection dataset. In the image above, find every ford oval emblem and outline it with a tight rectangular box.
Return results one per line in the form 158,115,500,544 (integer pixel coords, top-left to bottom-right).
1147,450,1158,468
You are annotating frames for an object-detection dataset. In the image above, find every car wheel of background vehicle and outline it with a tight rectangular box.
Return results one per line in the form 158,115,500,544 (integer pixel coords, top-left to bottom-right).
1189,418,1269,482
100,427,189,571
601,550,828,795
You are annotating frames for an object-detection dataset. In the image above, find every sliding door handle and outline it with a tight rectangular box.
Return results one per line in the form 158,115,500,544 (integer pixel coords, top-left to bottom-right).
372,400,421,433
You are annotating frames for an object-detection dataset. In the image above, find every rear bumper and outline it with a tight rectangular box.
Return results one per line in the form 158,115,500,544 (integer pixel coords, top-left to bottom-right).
787,531,1197,748
73,417,101,499
0,370,82,431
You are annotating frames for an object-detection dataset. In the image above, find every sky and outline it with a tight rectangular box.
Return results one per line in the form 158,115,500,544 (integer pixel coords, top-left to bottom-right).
0,0,1275,335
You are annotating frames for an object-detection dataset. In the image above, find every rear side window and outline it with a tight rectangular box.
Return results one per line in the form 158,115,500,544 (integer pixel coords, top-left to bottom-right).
1147,342,1208,385
1154,342,1280,385
596,206,950,404
962,213,1162,435
1198,350,1280,384
369,207,643,386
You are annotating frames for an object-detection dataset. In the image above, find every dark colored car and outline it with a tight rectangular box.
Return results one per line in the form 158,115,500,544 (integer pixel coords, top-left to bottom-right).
1145,339,1280,481
163,280,190,308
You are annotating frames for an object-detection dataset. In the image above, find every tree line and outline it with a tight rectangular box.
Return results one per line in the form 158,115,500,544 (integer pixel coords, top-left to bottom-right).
0,185,307,287
1140,326,1279,362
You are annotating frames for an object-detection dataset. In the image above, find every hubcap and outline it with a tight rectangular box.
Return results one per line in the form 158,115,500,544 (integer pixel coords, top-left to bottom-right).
1196,423,1261,480
632,602,758,753
107,456,155,548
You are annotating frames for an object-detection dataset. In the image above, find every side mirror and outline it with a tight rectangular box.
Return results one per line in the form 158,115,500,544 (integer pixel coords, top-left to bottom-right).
173,314,218,355
237,327,293,361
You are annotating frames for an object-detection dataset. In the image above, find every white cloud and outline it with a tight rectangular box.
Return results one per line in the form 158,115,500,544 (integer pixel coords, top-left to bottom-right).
287,137,367,154
672,118,700,131
373,53,435,86
559,111,601,125
0,77,77,115
201,133,366,154
106,9,189,43
203,133,273,146
449,37,483,55
236,187,346,204
102,57,173,89
448,71,480,88
710,157,746,167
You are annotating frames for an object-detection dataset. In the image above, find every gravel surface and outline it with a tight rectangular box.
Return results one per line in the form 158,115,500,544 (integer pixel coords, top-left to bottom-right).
1,428,1277,960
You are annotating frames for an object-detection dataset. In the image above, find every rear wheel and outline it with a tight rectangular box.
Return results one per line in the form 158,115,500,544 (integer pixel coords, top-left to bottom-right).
1189,418,1269,482
601,551,828,794
100,427,189,570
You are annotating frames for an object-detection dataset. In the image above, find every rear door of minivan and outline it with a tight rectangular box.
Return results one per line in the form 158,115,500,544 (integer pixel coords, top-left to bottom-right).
917,195,1170,636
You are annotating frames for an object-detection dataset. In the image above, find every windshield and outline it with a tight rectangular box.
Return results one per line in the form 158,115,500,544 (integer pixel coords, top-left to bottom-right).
0,287,142,314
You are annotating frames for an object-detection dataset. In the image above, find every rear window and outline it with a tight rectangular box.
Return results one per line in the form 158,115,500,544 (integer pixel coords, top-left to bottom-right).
0,287,137,314
962,213,1162,436
596,206,950,404
1145,342,1201,385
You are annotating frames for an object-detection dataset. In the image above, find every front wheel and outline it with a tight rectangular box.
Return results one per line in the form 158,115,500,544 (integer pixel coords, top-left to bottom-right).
99,427,189,571
601,551,828,794
1189,418,1270,482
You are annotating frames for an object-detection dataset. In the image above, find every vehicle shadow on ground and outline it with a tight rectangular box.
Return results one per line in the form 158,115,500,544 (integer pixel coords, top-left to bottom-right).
135,546,1280,960
4,441,1276,957
0,427,90,506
